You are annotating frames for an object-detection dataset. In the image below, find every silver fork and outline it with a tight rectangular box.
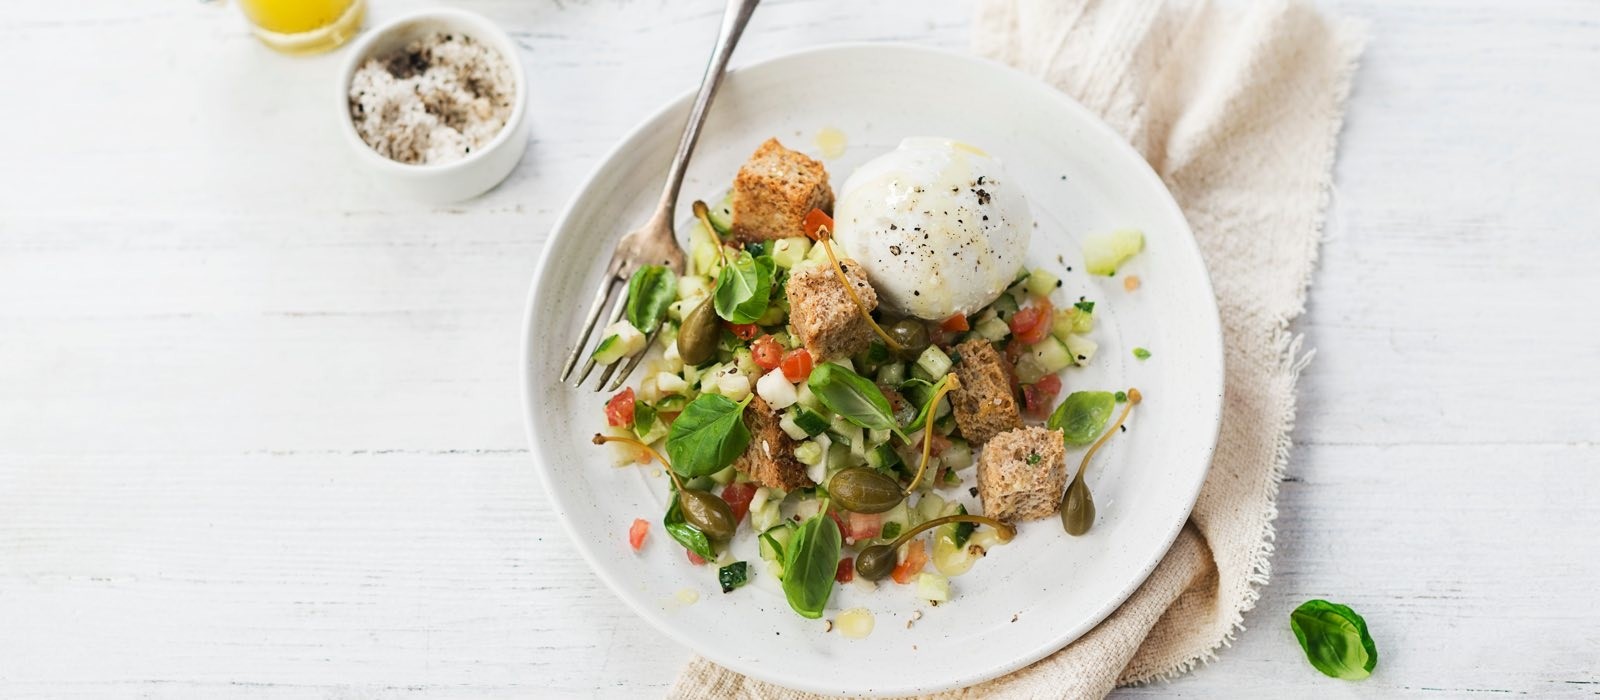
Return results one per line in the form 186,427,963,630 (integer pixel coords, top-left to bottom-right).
561,0,760,392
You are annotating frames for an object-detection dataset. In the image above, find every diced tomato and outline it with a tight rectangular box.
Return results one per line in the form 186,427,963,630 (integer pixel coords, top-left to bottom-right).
1009,297,1054,345
891,540,928,584
918,431,952,457
628,518,649,551
604,387,636,427
751,335,783,370
845,511,883,541
803,208,834,241
779,348,814,382
1023,374,1063,418
726,322,760,340
1003,338,1025,365
828,509,849,537
939,313,969,333
720,482,758,524
686,549,708,566
836,557,855,583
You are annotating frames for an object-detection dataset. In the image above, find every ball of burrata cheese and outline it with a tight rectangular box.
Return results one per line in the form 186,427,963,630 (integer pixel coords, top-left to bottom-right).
831,138,1031,321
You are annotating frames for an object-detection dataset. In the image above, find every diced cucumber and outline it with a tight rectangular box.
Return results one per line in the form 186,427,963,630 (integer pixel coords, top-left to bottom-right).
915,493,947,523
792,408,830,437
878,501,910,543
875,361,907,386
1025,268,1060,297
1064,333,1099,366
1028,336,1075,377
707,192,734,234
634,409,669,445
678,274,713,301
709,465,737,485
656,372,689,395
913,572,950,603
975,315,1011,342
942,438,974,471
867,428,891,445
804,236,833,266
756,304,786,326
590,334,623,365
1083,229,1145,276
867,443,903,471
688,220,721,276
915,345,953,378
1052,307,1094,341
933,517,980,577
655,394,688,413
990,293,1019,320
590,320,645,365
794,437,825,467
770,236,812,269
779,412,810,441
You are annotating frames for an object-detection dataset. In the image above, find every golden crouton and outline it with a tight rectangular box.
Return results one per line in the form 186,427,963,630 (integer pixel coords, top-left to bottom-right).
735,396,814,492
785,260,877,361
730,138,834,240
977,427,1066,522
950,339,1023,444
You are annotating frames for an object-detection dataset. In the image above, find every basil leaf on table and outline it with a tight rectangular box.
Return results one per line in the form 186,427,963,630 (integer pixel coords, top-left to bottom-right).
781,511,841,619
663,493,716,561
625,264,677,333
902,374,952,434
1047,391,1116,445
808,363,900,435
712,251,773,324
665,393,752,477
1290,599,1378,680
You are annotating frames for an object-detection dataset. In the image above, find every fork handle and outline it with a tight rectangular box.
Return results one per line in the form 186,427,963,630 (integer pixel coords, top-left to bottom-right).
654,0,760,219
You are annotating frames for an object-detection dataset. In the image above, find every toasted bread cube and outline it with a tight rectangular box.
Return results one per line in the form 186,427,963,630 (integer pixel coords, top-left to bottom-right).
977,427,1066,522
730,138,834,241
785,260,877,361
735,396,815,491
950,339,1024,444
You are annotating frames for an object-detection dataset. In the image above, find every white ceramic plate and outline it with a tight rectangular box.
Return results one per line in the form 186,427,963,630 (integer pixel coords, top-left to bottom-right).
522,44,1223,697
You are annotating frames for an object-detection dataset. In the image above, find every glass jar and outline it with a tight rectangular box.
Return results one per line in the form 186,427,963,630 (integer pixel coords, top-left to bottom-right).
238,0,367,55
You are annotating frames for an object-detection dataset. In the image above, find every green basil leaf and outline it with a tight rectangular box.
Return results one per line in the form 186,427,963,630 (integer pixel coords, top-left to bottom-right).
718,561,749,593
632,401,657,440
781,511,841,619
1290,599,1377,680
808,363,899,434
902,374,952,433
665,393,752,477
625,264,677,333
1047,391,1116,446
712,251,773,324
664,494,715,561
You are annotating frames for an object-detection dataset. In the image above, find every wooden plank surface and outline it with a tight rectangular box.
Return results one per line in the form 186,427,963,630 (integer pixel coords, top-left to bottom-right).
1,0,1596,697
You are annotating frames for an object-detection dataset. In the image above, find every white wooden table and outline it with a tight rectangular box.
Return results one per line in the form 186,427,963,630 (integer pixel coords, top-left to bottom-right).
2,0,1597,697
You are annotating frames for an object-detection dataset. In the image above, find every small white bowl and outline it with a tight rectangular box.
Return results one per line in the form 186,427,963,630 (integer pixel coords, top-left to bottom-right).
337,8,530,204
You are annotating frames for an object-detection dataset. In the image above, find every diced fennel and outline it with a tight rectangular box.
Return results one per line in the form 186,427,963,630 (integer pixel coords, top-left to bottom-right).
913,572,950,603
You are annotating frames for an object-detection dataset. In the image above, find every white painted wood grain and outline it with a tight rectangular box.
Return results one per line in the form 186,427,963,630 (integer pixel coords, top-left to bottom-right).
0,0,1597,697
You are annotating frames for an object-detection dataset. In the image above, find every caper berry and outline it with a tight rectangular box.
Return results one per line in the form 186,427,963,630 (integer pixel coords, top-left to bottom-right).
677,298,720,366
1059,477,1095,536
886,319,931,360
679,487,736,541
854,544,899,581
827,467,904,514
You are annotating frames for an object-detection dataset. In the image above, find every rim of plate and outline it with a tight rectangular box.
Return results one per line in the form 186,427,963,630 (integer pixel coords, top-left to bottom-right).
521,42,1224,696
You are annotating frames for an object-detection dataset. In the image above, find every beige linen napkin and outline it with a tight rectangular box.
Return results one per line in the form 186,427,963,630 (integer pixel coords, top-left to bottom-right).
672,0,1365,696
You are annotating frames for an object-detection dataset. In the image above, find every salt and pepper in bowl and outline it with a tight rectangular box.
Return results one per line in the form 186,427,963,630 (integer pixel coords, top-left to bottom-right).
337,9,530,204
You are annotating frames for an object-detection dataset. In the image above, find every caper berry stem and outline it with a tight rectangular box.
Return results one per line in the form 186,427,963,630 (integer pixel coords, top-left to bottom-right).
904,373,962,492
890,513,1016,551
814,226,901,353
1060,387,1142,535
592,433,688,492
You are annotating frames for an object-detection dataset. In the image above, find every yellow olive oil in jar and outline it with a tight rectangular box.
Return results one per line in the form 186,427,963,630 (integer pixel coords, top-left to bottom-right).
237,0,366,55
